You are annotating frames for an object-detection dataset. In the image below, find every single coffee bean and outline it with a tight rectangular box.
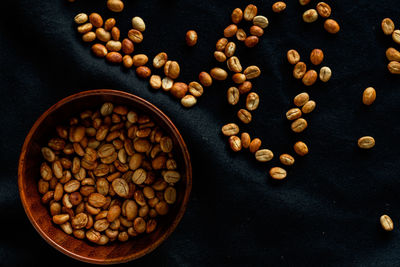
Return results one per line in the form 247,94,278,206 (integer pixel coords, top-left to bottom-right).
316,2,331,18
91,44,108,58
77,23,93,34
302,100,316,114
231,8,243,24
380,215,394,231
227,56,242,73
303,9,318,23
386,47,400,61
299,0,311,5
244,36,259,48
357,136,375,149
319,66,332,82
294,141,309,156
236,28,247,41
199,72,212,87
269,167,287,180
362,87,376,105
214,51,227,62
302,70,318,86
216,38,228,51
96,28,111,42
111,27,120,41
82,32,96,42
122,38,134,54
279,154,295,166
210,68,228,80
153,52,168,68
232,73,246,84
106,52,123,64
53,214,70,225
293,62,307,79
249,26,264,37
106,40,121,52
286,108,302,120
188,81,204,97
227,87,240,105
221,123,240,136
249,138,262,153
239,81,252,94
244,4,258,21
310,49,324,65
149,75,162,89
237,109,252,124
294,92,309,107
186,30,198,46
246,92,259,111
244,66,261,79
255,149,274,162
132,54,148,67
74,13,88,24
224,24,238,38
112,178,129,198
229,136,242,152
164,61,180,79
382,18,395,35
136,66,151,79
171,82,188,98
163,171,180,184
104,18,116,31
287,50,300,65
107,0,124,12
291,118,308,133
324,19,340,34
241,133,251,149
388,61,400,74
253,16,269,29
161,77,174,91
131,16,145,32
181,95,197,108
272,2,286,13
89,13,103,27
128,29,143,43
225,42,236,57
164,187,177,204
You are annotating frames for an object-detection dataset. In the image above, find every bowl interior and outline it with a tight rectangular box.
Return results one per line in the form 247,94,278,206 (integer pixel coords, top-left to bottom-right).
19,90,191,264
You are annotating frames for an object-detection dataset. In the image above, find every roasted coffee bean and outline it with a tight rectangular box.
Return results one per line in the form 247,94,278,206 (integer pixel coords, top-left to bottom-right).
74,13,88,24
89,13,103,27
132,54,148,67
388,61,400,74
302,100,316,114
53,214,70,225
249,138,261,153
244,66,261,79
227,57,242,73
188,82,203,97
239,81,252,94
236,28,247,41
272,2,286,13
199,72,212,87
269,167,287,180
319,66,332,82
244,36,259,48
225,42,236,57
232,73,246,84
244,4,258,21
302,70,318,86
279,154,295,166
136,66,151,79
241,133,251,149
229,136,242,152
216,38,228,51
316,2,331,18
164,61,180,79
210,68,228,81
380,215,394,231
310,49,324,65
291,118,308,133
163,171,181,184
227,87,240,105
249,26,264,37
286,108,302,120
231,8,243,24
303,9,318,23
237,109,252,124
224,24,238,38
131,16,145,32
181,95,197,108
287,50,300,65
128,29,143,43
107,0,124,12
253,16,269,28
186,30,198,46
77,23,93,34
214,51,227,62
255,149,274,162
161,77,174,91
246,92,259,111
104,18,116,31
82,32,96,42
106,52,123,64
299,0,311,5
382,18,395,35
293,62,307,79
294,92,309,107
324,19,340,34
386,47,400,61
294,141,308,156
222,123,239,136
362,87,376,105
358,136,375,149
96,28,111,42
149,75,162,89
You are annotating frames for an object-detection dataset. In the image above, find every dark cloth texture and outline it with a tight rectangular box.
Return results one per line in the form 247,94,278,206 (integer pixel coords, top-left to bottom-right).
1,0,400,266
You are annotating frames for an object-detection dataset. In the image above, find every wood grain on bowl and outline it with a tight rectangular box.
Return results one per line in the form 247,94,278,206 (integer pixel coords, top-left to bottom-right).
18,90,192,264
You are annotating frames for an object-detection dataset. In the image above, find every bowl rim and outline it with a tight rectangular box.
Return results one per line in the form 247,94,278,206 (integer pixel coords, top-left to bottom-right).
18,89,192,264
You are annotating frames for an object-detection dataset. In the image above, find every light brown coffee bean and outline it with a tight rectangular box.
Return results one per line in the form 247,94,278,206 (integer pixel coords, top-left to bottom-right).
153,52,168,69
199,72,212,87
132,54,148,67
316,2,331,18
38,179,49,194
41,147,56,162
155,201,169,215
164,61,180,79
111,27,120,41
224,24,238,38
64,180,80,193
122,55,133,68
131,16,145,32
386,47,400,61
40,162,53,180
293,62,307,79
302,100,316,114
122,38,134,54
104,18,116,31
358,136,375,149
299,0,311,5
225,42,236,57
106,52,123,64
319,66,332,82
244,36,259,48
229,136,242,152
94,219,110,232
272,2,286,13
77,23,93,34
382,18,395,35
294,141,308,156
310,49,324,65
52,160,63,179
107,205,121,222
232,73,246,84
237,109,252,124
246,92,259,111
303,9,318,23
227,87,240,105
249,26,264,37
132,168,147,184
134,139,151,153
227,56,242,73
380,215,394,231
106,40,121,52
188,82,203,97
60,222,73,235
96,28,111,42
324,19,340,34
214,51,227,62
136,66,151,79
287,50,300,65
118,231,129,242
86,229,101,243
388,61,400,74
89,13,103,27
71,213,88,229
244,66,261,79
244,4,258,21
239,133,250,149
294,92,309,107
253,16,269,28
149,75,162,89
362,87,376,105
82,32,96,42
291,118,308,133
164,187,176,204
185,30,198,46
236,28,247,41
160,137,173,153
53,214,70,225
88,193,107,208
161,77,174,91
270,167,287,180
280,154,295,166
181,95,197,108
222,123,239,136
231,8,243,24
249,138,261,153
286,108,302,120
163,170,181,184
255,149,274,162
107,0,124,12
69,126,85,143
302,70,318,86
238,81,252,94
91,43,108,58
112,178,129,197
210,68,228,80
74,13,88,24
216,38,228,51
42,191,54,204
128,29,143,43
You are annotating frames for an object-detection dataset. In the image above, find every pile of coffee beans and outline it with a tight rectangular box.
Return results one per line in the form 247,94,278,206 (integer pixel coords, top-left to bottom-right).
38,103,181,244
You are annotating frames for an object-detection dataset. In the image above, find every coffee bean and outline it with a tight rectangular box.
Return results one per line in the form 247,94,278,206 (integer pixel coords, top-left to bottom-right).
244,36,259,48
253,16,269,28
249,26,264,37
231,8,243,24
107,0,124,12
91,44,108,58
362,87,376,105
222,123,240,136
106,52,123,64
214,51,227,62
316,2,331,18
303,9,318,23
286,108,302,120
74,13,88,24
287,49,300,65
181,95,197,108
249,138,262,153
246,92,259,111
244,4,258,21
171,82,188,98
225,42,236,57
279,154,295,166
294,141,309,156
164,187,176,204
77,23,93,34
272,2,286,13
324,19,340,34
269,167,287,180
232,73,246,84
96,28,111,42
299,0,311,5
153,52,168,68
106,40,121,52
199,72,213,87
128,29,143,43
229,136,242,152
188,82,204,97
302,100,316,114
319,66,332,82
131,16,145,32
380,215,394,231
293,62,307,79
236,28,247,41
227,56,242,73
241,133,251,149
358,136,375,149
294,92,309,107
291,118,308,133
121,38,134,54
161,77,174,91
136,66,151,79
388,61,400,74
310,49,324,65
104,18,116,31
239,81,252,94
164,61,180,79
386,47,400,61
82,32,96,42
89,13,103,27
227,87,240,105
302,70,318,86
216,38,228,51
382,18,395,35
149,75,162,89
210,68,228,80
244,66,261,79
122,55,133,68
186,30,198,46
132,54,148,67
237,109,252,124
224,24,238,38
255,149,274,162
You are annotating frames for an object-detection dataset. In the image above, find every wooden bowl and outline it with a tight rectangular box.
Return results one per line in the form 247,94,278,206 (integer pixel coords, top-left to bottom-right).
18,89,192,264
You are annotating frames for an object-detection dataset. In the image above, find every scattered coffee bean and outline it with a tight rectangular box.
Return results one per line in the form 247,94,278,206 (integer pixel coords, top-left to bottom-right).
227,87,240,105
249,138,262,153
301,100,316,114
291,118,308,133
122,55,133,68
392,30,400,44
319,66,332,82
153,52,168,69
303,9,318,23
107,0,124,12
244,36,259,48
128,29,143,43
294,92,309,107
122,38,134,54
216,38,228,51
149,75,162,89
386,47,400,61
225,42,236,57
82,32,96,42
362,87,376,105
380,215,394,231
236,28,247,41
286,108,302,120
89,13,103,28
232,8,243,24
224,24,238,38
244,66,261,79
227,57,243,73
136,66,151,79
232,73,246,84
104,18,116,31
253,16,269,29
299,0,311,6
214,51,227,62
96,28,111,42
324,19,340,34
186,30,198,46
181,95,197,108
131,16,145,32
188,82,204,97
287,49,300,65
294,141,309,156
246,92,259,111
358,136,375,149
241,133,251,149
302,70,318,86
249,26,264,37
316,2,331,18
388,61,400,74
164,61,180,79
255,149,274,162
92,44,108,57
106,40,121,52
244,4,258,21
132,54,148,67
75,13,88,24
229,136,242,152
210,68,228,81
171,82,188,99
382,18,395,35
199,72,213,87
161,77,174,91
279,154,295,166
238,81,252,94
269,167,287,180
222,123,240,136
77,23,93,34
237,109,252,124
310,49,324,65
293,62,307,79
272,2,286,13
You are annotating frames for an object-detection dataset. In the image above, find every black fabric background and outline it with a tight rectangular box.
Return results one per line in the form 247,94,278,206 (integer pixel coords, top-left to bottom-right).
1,0,400,266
